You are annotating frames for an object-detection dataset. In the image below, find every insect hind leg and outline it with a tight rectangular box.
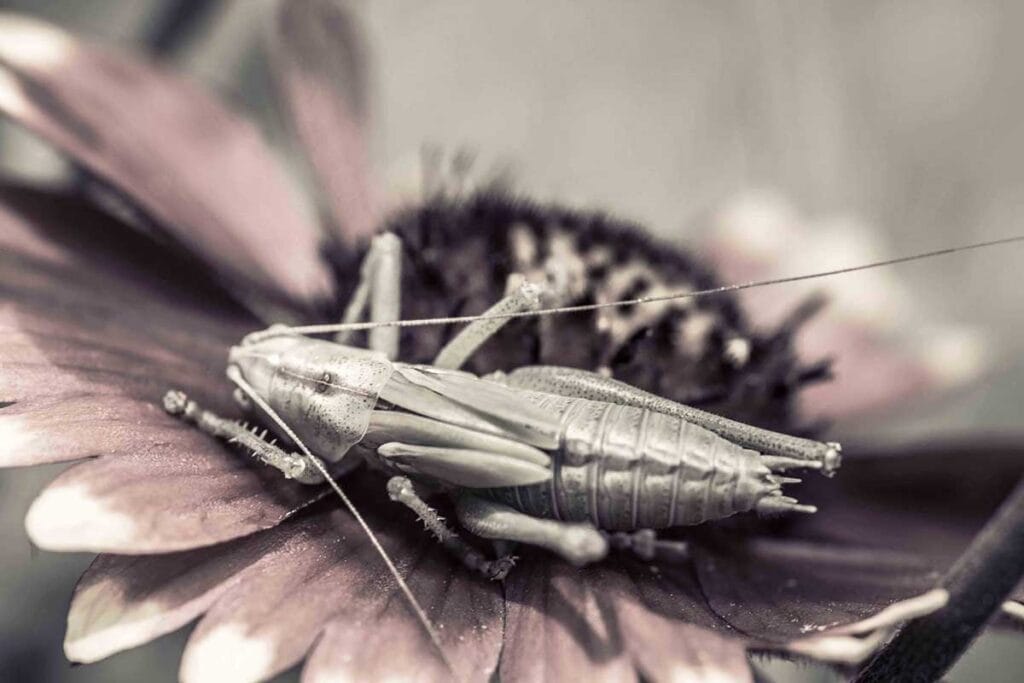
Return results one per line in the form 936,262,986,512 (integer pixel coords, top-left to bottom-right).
455,494,608,566
496,365,842,475
386,476,516,580
162,390,324,484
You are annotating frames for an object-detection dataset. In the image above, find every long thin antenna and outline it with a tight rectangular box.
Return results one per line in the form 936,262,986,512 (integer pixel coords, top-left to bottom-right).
249,234,1024,341
226,366,456,677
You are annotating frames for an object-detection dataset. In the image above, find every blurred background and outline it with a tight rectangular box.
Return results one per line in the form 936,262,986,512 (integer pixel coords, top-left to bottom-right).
0,1,1021,681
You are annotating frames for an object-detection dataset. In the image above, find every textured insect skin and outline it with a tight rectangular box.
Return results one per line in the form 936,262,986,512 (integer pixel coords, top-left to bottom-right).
173,192,843,575
481,391,776,530
227,330,821,545
159,193,838,575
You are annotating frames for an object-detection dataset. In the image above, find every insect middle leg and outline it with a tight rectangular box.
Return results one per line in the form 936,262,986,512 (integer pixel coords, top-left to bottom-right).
386,476,517,580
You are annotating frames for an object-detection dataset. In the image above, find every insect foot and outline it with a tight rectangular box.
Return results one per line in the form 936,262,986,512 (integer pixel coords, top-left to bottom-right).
823,441,842,476
162,389,191,416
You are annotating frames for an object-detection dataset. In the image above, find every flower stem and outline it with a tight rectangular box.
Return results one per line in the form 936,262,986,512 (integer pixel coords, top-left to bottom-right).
854,475,1024,683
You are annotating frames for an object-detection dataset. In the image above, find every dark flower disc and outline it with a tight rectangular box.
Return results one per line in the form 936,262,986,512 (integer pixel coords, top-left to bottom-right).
325,192,828,435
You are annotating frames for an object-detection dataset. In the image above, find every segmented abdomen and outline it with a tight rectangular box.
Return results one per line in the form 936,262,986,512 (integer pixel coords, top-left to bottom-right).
484,393,774,530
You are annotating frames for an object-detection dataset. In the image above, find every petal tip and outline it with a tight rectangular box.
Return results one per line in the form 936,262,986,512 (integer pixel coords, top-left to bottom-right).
64,580,161,664
0,13,74,70
0,67,29,117
180,624,275,683
26,482,139,552
0,411,38,467
1003,600,1024,623
64,617,127,665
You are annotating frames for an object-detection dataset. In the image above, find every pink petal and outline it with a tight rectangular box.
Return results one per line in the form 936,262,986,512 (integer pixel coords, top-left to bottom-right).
701,192,991,421
597,560,752,683
692,537,938,644
793,320,988,422
179,493,503,683
0,186,254,467
25,446,317,553
502,552,751,682
1004,584,1024,625
65,523,297,663
271,0,378,242
63,480,503,678
0,13,334,309
301,536,504,683
789,439,1024,566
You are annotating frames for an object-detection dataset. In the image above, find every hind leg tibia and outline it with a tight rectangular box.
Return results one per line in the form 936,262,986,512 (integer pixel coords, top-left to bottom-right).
498,365,841,474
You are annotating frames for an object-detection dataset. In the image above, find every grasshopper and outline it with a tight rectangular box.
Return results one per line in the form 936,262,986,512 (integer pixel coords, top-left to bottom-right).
159,229,1021,665
163,231,842,581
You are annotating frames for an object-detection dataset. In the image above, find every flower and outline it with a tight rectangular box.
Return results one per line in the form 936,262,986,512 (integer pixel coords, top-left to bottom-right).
0,4,1021,682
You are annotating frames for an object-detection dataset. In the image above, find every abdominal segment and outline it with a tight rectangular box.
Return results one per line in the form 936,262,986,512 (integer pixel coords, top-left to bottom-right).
484,400,785,530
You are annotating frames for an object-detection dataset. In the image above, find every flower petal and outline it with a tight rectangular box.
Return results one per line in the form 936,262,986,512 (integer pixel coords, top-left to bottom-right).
65,522,296,663
501,551,751,682
25,448,317,553
702,191,992,421
179,488,503,683
692,537,939,645
300,545,503,683
0,12,334,310
271,0,378,242
788,439,1024,565
65,479,503,682
1004,584,1024,625
791,318,989,423
0,185,253,467
783,588,950,664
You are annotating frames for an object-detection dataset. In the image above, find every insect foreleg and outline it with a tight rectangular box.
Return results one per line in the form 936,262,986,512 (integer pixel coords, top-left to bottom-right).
433,278,543,370
455,494,608,566
162,390,324,484
386,476,516,580
335,231,403,359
